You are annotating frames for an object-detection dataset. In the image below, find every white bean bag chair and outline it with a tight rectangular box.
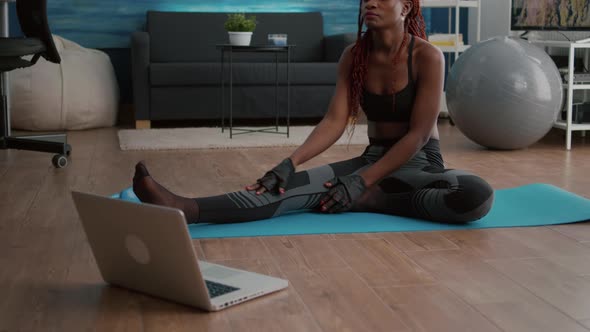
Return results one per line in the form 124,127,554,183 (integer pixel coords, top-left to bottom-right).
9,35,119,131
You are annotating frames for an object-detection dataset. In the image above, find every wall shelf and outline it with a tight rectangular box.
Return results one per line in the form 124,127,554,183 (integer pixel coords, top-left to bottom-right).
554,121,590,131
421,0,479,9
562,83,590,90
436,44,471,53
421,0,480,58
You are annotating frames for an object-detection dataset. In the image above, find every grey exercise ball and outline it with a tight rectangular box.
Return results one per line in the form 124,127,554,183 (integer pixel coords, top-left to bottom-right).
446,36,563,150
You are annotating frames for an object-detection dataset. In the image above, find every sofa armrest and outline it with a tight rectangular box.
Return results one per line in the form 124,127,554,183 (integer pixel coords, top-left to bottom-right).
323,33,356,62
131,31,150,121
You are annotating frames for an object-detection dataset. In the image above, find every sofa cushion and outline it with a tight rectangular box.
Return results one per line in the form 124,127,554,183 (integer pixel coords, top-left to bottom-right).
150,62,338,86
147,11,324,63
150,85,332,120
324,33,357,62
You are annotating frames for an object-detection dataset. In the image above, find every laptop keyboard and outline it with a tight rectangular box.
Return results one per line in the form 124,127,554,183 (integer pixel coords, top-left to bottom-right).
205,280,240,298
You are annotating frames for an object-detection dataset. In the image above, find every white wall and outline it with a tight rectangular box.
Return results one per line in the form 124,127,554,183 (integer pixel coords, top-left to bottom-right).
468,0,511,45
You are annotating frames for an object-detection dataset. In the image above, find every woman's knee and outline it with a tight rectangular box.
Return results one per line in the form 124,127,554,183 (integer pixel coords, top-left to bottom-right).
445,175,494,223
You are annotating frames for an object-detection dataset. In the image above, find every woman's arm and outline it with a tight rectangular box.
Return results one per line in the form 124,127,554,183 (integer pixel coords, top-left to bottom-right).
359,44,445,187
288,45,355,167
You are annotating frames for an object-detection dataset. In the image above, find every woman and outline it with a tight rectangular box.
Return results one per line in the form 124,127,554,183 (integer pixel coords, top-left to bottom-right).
133,0,494,224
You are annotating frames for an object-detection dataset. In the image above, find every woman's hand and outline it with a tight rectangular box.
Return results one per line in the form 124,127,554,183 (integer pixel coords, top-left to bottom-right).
319,174,366,213
246,158,295,195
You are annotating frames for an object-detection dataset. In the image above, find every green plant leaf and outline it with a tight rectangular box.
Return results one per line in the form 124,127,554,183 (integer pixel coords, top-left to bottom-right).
224,13,257,32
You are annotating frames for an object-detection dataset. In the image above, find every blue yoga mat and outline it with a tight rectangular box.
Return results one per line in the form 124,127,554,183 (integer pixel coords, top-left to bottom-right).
111,184,590,239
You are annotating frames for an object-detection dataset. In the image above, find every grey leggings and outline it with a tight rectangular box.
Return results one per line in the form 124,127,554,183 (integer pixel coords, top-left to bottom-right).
195,139,494,224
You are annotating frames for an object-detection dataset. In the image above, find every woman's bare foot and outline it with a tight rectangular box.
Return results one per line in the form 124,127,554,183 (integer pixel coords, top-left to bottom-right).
132,161,199,223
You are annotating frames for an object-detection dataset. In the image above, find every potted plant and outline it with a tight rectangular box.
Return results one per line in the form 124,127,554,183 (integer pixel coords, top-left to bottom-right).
224,13,257,46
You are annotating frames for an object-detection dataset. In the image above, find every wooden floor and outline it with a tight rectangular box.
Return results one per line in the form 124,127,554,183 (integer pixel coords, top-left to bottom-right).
2,120,590,332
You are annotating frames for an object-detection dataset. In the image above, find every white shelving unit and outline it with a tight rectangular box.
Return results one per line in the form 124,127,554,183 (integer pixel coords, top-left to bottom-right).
528,38,590,150
421,0,481,117
421,0,481,59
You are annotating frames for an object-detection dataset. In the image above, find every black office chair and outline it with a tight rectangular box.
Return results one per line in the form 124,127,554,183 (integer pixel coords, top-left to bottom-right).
0,0,71,168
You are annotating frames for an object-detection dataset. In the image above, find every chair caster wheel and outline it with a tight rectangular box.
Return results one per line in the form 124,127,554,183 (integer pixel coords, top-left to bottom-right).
52,154,68,168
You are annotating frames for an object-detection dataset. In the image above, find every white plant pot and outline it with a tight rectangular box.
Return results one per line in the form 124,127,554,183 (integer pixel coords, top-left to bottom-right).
228,31,253,46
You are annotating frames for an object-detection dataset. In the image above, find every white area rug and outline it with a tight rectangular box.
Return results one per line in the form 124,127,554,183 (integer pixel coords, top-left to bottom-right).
118,125,370,151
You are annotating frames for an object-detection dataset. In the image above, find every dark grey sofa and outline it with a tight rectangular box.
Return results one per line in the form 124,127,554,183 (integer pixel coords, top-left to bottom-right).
131,11,355,128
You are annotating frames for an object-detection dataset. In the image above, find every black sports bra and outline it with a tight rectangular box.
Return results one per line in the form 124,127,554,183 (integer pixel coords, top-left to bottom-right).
361,34,416,122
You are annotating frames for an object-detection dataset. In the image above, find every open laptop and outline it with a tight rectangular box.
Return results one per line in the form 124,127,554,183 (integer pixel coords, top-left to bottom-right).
71,191,288,311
